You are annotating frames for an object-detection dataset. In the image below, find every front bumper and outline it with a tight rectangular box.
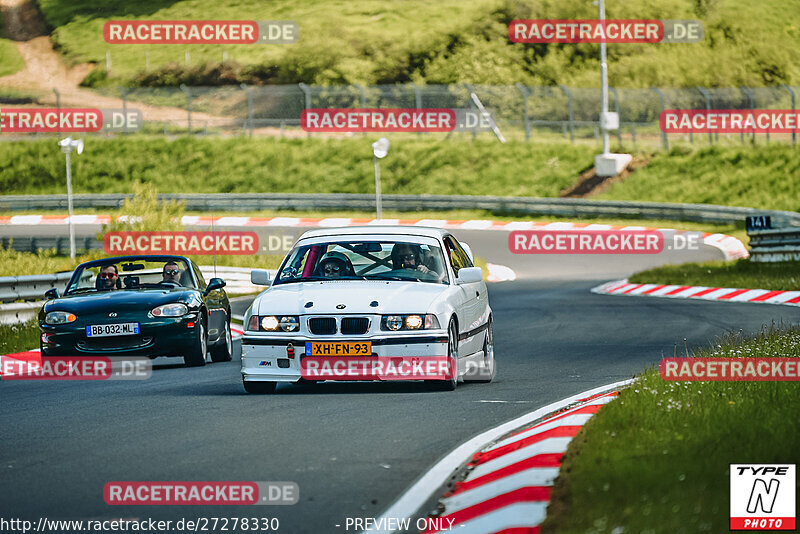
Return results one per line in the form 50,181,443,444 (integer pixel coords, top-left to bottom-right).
40,317,198,358
241,332,449,382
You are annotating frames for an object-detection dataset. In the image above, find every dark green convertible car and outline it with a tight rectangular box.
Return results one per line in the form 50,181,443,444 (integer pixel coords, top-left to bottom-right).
39,255,232,367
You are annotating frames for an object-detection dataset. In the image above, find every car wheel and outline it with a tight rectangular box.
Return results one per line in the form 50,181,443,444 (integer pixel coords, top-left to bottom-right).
473,318,495,383
183,319,207,367
437,319,458,391
243,379,277,394
210,320,233,362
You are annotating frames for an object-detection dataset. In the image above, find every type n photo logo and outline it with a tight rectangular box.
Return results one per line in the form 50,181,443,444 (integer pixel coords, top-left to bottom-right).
730,464,795,530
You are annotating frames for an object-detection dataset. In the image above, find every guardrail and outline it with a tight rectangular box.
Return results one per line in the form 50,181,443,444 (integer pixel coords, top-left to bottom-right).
748,227,800,262
0,236,103,254
2,194,800,225
0,272,79,303
0,266,271,324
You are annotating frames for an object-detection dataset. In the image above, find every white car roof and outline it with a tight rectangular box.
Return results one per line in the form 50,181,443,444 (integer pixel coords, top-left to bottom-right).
298,225,451,240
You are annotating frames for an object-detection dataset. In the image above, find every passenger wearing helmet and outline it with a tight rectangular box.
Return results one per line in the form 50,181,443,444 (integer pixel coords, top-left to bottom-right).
316,251,356,279
391,243,432,274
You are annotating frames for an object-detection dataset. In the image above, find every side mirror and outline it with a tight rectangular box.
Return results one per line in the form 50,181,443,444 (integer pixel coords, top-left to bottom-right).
205,278,226,295
461,242,475,264
455,266,483,284
251,269,271,285
45,288,60,300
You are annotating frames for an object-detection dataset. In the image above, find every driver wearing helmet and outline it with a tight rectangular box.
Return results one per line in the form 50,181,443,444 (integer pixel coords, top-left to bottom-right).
391,243,432,274
316,251,356,279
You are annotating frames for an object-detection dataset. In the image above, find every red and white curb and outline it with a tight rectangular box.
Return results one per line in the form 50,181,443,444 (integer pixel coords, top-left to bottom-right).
422,392,618,534
0,215,748,260
364,379,633,534
0,325,244,368
592,279,800,307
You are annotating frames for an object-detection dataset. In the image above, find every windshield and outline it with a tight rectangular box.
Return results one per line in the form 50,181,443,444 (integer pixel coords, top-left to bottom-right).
65,258,196,294
274,239,449,285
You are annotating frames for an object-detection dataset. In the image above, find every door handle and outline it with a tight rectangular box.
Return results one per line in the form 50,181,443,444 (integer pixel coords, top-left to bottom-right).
475,291,480,298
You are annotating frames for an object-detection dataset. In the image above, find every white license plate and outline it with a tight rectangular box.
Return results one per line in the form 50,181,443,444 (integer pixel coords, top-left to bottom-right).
86,323,140,337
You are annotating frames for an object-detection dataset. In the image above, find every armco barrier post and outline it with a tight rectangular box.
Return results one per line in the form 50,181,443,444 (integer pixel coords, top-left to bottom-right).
516,83,531,142
180,84,192,135
783,84,796,145
559,85,575,143
697,87,712,145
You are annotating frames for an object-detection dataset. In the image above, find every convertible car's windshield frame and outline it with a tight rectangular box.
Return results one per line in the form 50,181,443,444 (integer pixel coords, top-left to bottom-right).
65,255,199,295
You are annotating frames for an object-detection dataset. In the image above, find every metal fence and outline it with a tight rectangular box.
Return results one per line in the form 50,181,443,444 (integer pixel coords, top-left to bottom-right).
4,84,799,148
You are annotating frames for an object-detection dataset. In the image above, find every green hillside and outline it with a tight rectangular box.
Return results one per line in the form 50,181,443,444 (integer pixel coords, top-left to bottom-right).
35,0,800,87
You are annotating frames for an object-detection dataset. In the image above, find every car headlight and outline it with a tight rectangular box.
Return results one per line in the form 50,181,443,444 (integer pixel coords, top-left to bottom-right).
249,315,300,332
384,315,403,331
150,303,188,317
261,316,280,331
45,311,77,324
405,315,423,329
279,316,299,332
381,314,440,331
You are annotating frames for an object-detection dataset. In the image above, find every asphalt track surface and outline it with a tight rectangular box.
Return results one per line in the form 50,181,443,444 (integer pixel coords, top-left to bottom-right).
3,223,800,533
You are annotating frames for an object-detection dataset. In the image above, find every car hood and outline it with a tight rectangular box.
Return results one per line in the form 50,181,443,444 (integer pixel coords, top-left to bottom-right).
43,289,199,314
254,281,448,315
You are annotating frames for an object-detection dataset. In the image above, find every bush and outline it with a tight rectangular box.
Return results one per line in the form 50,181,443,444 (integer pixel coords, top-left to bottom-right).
99,181,185,238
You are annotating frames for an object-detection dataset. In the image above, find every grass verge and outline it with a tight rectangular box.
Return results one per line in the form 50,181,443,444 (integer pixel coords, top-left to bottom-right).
542,325,800,534
0,318,39,355
629,258,800,291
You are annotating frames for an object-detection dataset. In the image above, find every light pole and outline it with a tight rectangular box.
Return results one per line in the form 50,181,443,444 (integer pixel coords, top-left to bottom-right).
598,0,609,155
371,138,389,220
58,137,84,259
593,0,631,176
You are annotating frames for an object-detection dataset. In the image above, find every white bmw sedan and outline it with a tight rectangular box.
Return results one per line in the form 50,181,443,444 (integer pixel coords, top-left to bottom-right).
241,226,495,393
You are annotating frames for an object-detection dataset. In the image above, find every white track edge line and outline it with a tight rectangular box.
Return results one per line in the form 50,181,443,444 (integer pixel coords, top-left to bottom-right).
362,378,634,534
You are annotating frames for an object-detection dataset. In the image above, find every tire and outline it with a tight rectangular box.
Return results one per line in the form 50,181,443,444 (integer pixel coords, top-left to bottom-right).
437,319,459,391
210,319,233,362
243,379,277,394
473,318,496,383
183,319,207,367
